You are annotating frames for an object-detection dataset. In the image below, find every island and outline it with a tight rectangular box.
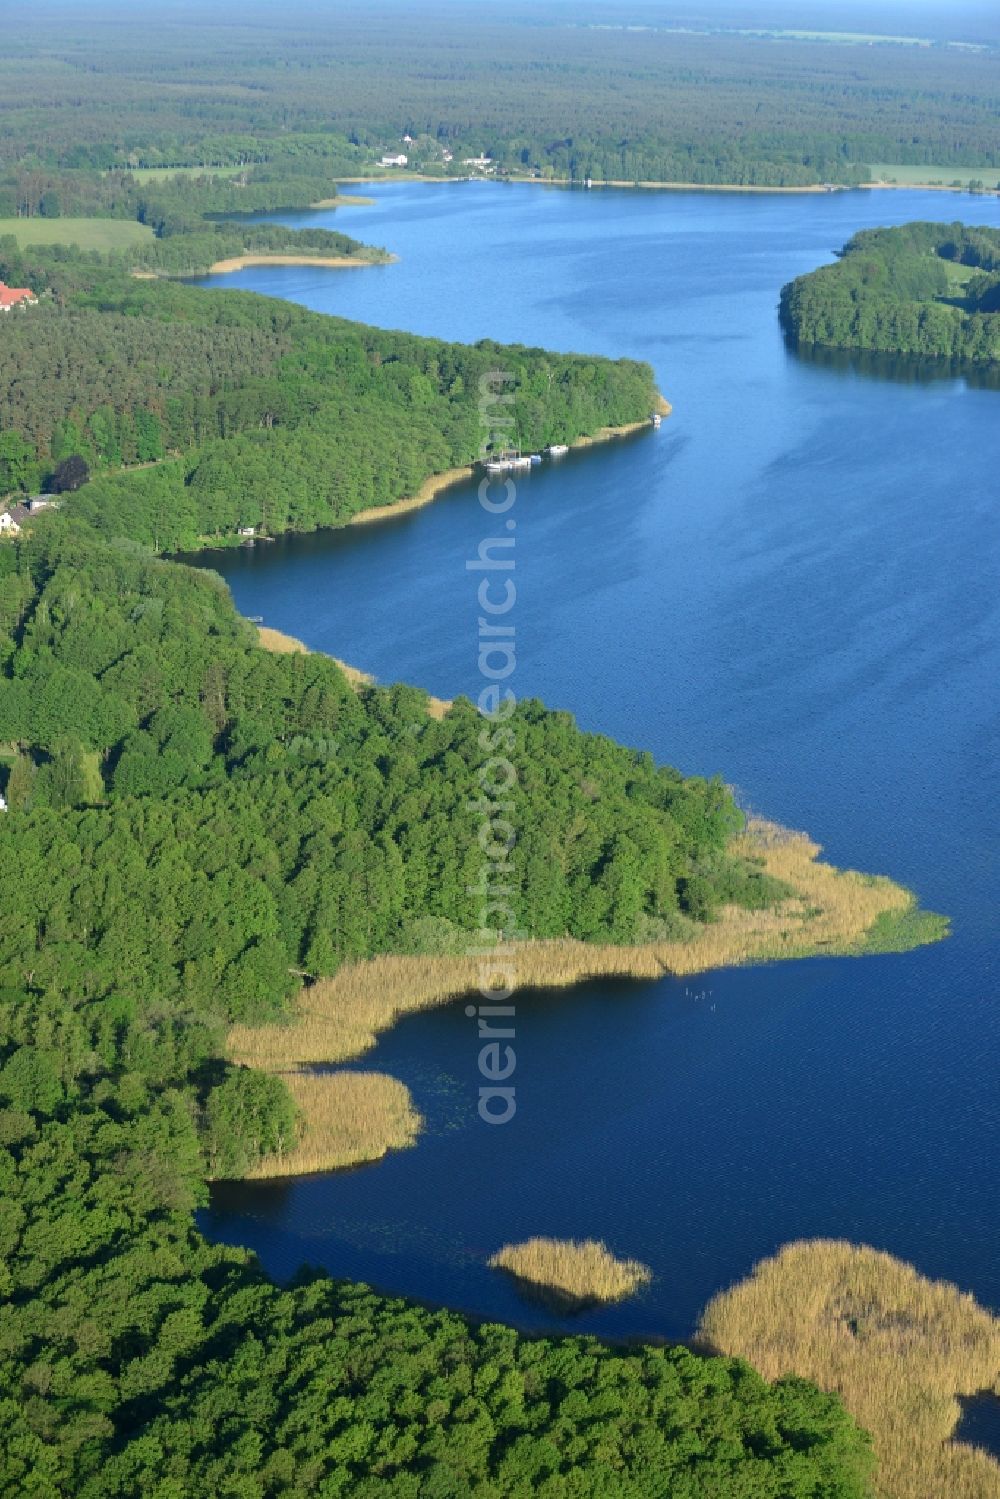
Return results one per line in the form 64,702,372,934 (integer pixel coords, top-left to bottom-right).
488,1238,653,1311
780,221,1000,362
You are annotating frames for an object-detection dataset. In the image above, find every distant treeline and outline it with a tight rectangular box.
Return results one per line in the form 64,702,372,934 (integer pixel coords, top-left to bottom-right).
1,158,364,230
4,3,1000,191
780,221,1000,361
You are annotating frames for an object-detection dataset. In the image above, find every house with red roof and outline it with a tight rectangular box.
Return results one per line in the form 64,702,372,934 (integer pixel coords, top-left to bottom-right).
0,282,38,312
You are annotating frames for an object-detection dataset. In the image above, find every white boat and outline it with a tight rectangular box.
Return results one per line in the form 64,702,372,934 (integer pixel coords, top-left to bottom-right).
547,443,569,456
485,459,513,475
651,412,661,428
529,453,542,465
511,455,533,471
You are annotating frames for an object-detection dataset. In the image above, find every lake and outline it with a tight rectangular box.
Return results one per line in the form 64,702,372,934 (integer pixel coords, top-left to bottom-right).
194,182,1000,1342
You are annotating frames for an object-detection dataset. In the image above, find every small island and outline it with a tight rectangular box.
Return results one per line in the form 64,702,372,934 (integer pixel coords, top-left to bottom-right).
489,1237,652,1311
780,221,1000,362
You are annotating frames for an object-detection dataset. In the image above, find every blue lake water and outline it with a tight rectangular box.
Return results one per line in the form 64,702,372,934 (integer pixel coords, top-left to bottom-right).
196,182,1000,1342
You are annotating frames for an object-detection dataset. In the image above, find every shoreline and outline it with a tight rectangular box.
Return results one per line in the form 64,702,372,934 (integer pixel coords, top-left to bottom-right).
179,402,667,557
337,172,842,195
206,251,394,274
863,180,1000,194
310,194,376,208
344,398,671,527
231,818,946,1176
256,624,452,718
347,464,476,526
337,171,998,198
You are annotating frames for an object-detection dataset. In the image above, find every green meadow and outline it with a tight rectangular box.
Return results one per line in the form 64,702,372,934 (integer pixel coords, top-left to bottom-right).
870,162,1000,186
0,217,154,251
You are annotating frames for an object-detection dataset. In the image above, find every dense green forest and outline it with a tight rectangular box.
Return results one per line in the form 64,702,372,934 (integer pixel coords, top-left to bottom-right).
0,246,652,512
780,221,1000,360
0,248,884,1492
2,1,1000,197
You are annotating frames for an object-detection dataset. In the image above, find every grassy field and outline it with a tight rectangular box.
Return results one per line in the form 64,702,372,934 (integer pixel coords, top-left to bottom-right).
122,164,246,182
700,1240,1000,1499
0,218,154,250
870,163,1000,187
940,258,980,291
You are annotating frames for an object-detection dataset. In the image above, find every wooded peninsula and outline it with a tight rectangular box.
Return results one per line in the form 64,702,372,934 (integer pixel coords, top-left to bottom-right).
781,221,1000,361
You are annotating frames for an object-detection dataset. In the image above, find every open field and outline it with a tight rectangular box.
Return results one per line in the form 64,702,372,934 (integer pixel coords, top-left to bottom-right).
941,258,980,290
489,1238,651,1310
869,163,1000,187
0,217,154,250
123,164,247,182
228,818,946,1073
700,1240,1000,1499
244,1070,422,1178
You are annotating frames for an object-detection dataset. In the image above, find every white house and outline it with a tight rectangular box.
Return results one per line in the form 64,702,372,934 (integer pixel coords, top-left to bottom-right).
380,153,408,168
0,503,30,536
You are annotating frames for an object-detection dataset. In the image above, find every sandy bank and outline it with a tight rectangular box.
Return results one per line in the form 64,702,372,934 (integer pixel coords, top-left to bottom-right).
343,399,669,528
347,465,476,527
570,394,673,449
206,252,394,274
336,173,841,195
533,178,837,195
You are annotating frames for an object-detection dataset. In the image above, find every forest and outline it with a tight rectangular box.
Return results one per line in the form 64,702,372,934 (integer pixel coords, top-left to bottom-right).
0,243,655,518
780,221,1000,361
0,236,887,1492
2,1,1000,199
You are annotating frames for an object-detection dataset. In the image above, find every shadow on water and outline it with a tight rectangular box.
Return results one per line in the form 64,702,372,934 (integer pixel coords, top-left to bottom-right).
787,338,1000,392
955,1393,1000,1462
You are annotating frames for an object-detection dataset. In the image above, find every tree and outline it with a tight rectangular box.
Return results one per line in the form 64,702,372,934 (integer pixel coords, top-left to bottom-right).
0,432,37,495
203,1068,298,1178
51,455,90,493
4,752,36,811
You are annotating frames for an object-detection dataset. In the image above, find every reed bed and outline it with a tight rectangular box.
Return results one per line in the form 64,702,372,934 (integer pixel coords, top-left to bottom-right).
229,820,931,1071
257,625,308,654
698,1240,1000,1499
489,1237,652,1310
244,1070,422,1178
